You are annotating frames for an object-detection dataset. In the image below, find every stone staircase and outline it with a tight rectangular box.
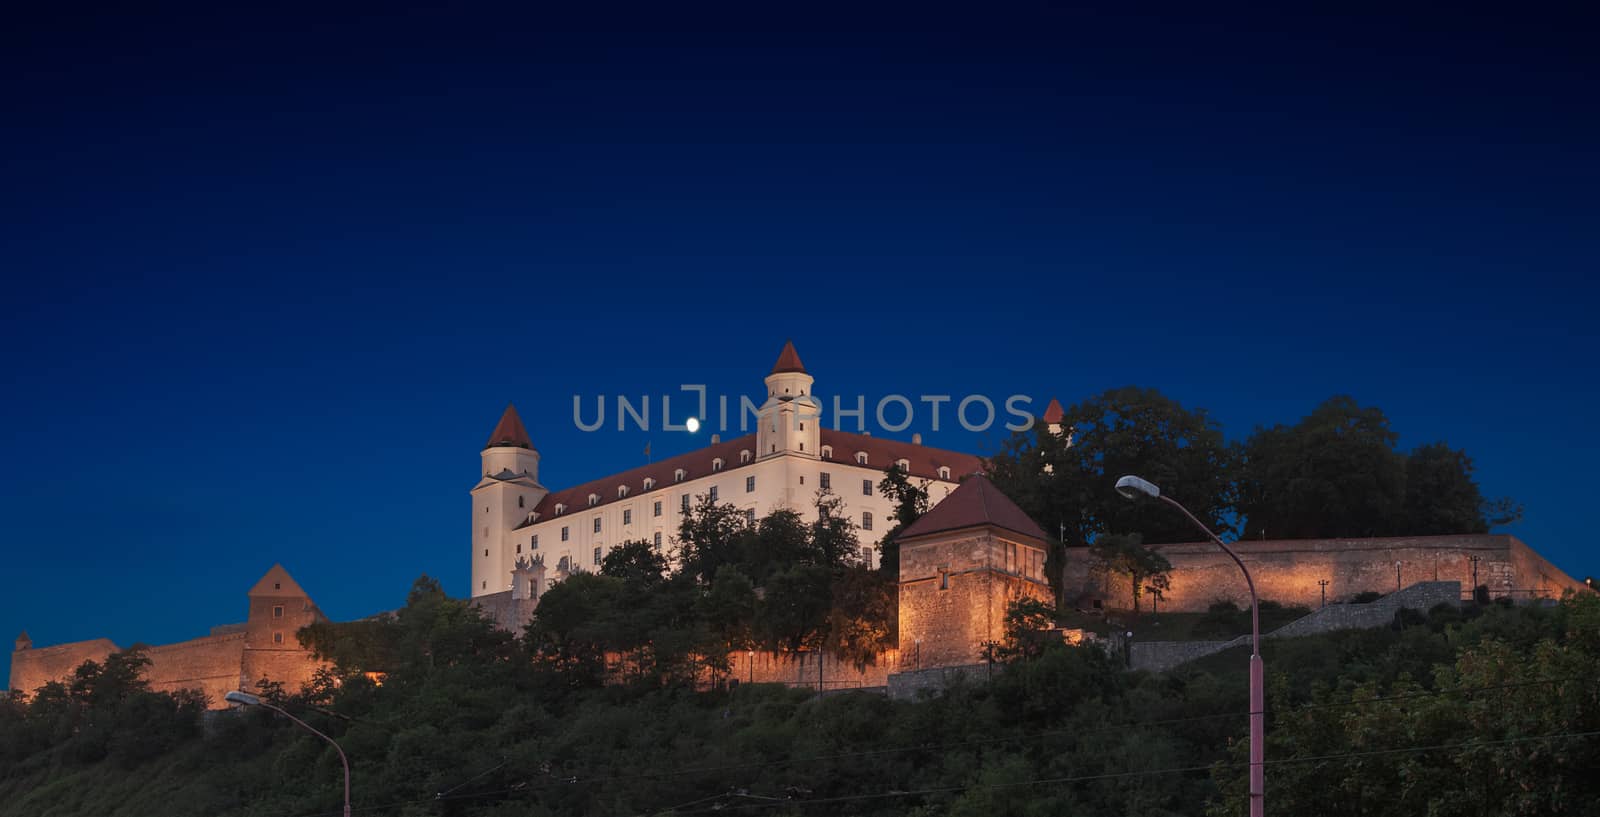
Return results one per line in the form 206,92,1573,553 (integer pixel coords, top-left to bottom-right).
1129,581,1461,673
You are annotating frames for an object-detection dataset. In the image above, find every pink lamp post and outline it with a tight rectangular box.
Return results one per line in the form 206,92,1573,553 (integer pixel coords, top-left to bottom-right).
1117,475,1263,817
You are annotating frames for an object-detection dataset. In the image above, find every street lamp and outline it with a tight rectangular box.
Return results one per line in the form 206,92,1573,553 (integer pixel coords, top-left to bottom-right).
225,691,351,817
1318,579,1330,608
1116,475,1264,817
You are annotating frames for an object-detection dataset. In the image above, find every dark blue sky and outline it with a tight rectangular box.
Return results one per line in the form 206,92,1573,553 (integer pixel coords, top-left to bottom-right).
3,3,1596,684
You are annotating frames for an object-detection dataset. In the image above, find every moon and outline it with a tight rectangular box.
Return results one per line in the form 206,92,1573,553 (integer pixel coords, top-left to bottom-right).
686,417,701,433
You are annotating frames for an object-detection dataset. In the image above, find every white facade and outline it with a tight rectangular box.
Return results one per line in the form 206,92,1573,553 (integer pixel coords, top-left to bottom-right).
469,344,978,598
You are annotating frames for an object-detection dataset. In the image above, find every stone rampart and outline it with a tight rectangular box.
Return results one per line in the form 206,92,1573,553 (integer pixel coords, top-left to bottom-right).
8,638,120,695
141,632,248,705
1065,535,1581,613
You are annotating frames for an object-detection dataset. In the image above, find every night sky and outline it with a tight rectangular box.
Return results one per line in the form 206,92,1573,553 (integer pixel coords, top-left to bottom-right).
3,4,1596,684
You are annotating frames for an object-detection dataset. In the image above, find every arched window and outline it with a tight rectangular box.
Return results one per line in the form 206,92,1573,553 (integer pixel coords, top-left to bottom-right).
588,493,600,507
896,458,911,471
643,477,656,490
820,445,833,458
938,466,951,480
555,503,567,515
712,457,725,472
618,485,629,498
674,468,687,483
740,449,751,463
855,451,869,465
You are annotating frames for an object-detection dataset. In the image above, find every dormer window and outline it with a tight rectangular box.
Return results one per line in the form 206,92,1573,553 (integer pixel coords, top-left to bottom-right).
588,493,600,507
896,458,911,471
712,457,724,472
855,451,869,465
938,466,951,480
618,485,629,498
740,449,751,464
674,468,686,483
820,445,833,459
643,477,656,490
555,503,567,515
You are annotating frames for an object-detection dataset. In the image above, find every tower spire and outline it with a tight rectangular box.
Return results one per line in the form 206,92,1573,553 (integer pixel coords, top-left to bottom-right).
770,340,806,374
486,403,534,450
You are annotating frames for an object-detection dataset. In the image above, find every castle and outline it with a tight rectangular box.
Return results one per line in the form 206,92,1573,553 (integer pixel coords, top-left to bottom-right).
9,342,1592,701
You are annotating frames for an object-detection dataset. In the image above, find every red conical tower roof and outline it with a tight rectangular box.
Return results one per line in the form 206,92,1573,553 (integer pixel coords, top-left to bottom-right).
897,473,1049,542
1042,398,1065,424
486,403,534,449
770,340,807,374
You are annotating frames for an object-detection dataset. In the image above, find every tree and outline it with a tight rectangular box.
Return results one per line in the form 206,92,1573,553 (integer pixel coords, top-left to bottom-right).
1090,533,1171,613
987,597,1060,662
1238,395,1407,539
675,494,753,583
822,566,896,671
988,387,1232,604
600,539,669,588
876,463,931,581
1402,442,1522,534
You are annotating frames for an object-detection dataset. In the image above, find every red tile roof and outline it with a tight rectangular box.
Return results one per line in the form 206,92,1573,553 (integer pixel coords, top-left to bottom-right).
1042,398,1065,424
528,429,984,520
896,473,1048,542
486,404,534,449
770,340,806,374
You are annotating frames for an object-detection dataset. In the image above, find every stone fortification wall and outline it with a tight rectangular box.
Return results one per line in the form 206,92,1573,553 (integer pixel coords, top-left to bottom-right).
8,638,119,695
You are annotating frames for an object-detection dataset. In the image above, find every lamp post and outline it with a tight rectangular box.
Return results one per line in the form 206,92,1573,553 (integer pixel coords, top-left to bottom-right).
225,691,350,817
1469,556,1480,592
1116,475,1263,817
747,649,754,684
1318,579,1330,608
1395,561,1402,592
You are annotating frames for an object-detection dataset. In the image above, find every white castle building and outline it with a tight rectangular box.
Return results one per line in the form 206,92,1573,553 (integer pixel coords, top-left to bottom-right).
469,342,983,606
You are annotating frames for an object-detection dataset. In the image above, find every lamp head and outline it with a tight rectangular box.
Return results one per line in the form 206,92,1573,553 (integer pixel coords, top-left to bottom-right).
224,690,261,706
1115,475,1160,500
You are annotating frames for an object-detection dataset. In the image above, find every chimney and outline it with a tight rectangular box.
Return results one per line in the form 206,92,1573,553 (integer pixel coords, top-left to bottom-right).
710,434,721,444
912,433,922,445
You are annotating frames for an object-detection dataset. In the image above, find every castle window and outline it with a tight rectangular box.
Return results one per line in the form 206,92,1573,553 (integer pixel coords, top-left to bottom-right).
681,494,690,513
799,422,805,431
516,544,522,554
708,485,719,502
618,485,629,498
273,605,284,618
273,632,284,644
896,458,910,471
555,503,567,515
863,479,873,496
938,466,951,480
274,583,281,590
623,508,632,525
712,458,724,472
861,547,872,565
799,442,804,451
557,556,570,572
740,449,751,463
482,580,487,590
531,535,539,549
484,549,489,557
745,475,755,493
653,531,662,548
855,451,868,465
674,468,686,483
644,477,656,490
588,493,600,507
799,475,805,485
770,445,776,453
820,472,831,490
593,547,602,565
821,445,833,458
561,526,569,542
939,568,950,591
653,500,662,517
863,511,873,531
518,496,524,509
593,517,602,533
744,509,756,525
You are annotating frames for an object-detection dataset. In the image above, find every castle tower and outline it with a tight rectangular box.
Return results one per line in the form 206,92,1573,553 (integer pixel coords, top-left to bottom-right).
896,474,1053,668
14,630,30,652
511,554,547,602
241,564,325,692
471,404,549,597
1041,398,1065,437
756,341,820,460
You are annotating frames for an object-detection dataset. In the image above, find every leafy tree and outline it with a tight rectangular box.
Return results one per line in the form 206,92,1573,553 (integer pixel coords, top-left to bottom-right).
988,597,1060,662
1238,395,1407,538
875,463,931,581
524,572,627,687
599,539,669,587
1402,442,1522,534
1090,532,1171,613
675,494,753,583
988,387,1233,604
822,566,897,671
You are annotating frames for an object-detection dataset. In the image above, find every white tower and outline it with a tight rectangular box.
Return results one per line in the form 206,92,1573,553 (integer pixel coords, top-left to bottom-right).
756,340,820,460
470,404,548,597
